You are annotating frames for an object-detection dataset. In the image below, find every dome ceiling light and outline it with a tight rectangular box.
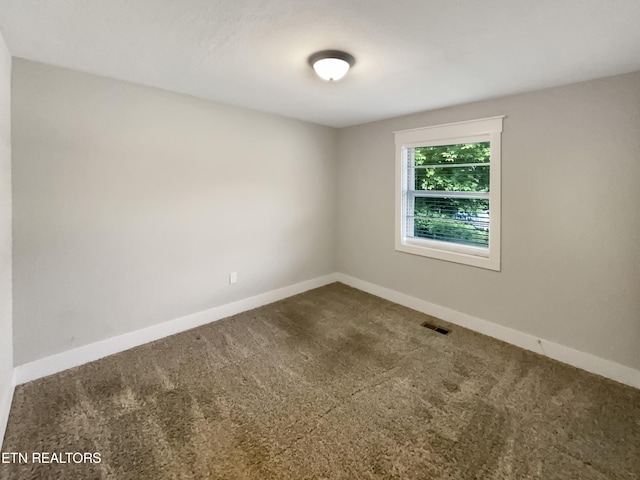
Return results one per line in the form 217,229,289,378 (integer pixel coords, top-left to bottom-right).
308,50,355,82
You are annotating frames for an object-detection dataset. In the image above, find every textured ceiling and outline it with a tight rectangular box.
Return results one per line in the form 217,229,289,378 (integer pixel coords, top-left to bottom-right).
1,0,640,127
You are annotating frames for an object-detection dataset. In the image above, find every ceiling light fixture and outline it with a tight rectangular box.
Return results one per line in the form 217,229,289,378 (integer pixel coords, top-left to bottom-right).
308,50,355,82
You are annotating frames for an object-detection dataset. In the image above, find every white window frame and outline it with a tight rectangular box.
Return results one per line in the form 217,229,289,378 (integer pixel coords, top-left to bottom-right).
394,116,504,271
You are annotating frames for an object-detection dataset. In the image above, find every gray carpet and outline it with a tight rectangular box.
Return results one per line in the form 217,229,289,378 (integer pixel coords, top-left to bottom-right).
2,283,639,479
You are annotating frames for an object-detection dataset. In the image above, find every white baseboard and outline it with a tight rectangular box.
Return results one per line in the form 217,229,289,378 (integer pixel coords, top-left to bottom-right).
0,370,16,450
335,273,640,390
14,274,338,385
11,271,640,391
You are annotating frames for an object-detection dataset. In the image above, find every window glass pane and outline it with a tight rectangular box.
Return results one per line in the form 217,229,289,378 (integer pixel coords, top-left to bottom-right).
413,165,489,192
410,197,489,248
413,141,490,166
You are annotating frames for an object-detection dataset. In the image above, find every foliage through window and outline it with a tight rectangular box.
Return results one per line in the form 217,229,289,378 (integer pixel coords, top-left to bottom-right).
410,142,490,248
395,117,503,270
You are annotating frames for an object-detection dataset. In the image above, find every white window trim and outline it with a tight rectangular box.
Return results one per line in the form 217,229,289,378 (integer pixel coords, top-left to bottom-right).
394,116,504,271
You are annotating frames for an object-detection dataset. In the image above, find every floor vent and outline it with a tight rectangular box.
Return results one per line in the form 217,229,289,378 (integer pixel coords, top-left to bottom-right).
421,322,449,335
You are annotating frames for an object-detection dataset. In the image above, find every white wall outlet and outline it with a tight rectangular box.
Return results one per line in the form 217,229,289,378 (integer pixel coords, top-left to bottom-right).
229,272,238,284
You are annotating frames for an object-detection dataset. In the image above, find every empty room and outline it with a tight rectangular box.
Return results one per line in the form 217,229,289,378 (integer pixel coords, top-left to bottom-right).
1,1,639,479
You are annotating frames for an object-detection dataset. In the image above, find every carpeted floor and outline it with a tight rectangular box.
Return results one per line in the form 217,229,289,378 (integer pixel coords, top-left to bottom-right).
2,283,639,479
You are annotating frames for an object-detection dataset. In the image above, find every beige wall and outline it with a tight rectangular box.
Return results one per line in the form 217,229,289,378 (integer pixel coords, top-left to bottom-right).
0,30,13,440
10,58,640,374
337,71,640,371
12,59,337,365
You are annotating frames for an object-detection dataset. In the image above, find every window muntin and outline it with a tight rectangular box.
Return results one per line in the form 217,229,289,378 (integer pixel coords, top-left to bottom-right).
395,117,503,271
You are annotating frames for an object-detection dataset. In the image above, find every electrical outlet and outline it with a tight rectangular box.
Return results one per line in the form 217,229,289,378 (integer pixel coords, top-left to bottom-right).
229,272,238,284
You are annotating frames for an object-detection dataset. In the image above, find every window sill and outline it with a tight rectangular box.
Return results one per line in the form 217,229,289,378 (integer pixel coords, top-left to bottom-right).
395,237,500,271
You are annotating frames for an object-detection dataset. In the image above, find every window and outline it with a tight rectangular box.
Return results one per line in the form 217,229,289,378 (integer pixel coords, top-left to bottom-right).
395,116,504,271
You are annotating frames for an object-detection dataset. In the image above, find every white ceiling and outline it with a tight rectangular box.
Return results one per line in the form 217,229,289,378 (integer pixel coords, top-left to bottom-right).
1,0,639,127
